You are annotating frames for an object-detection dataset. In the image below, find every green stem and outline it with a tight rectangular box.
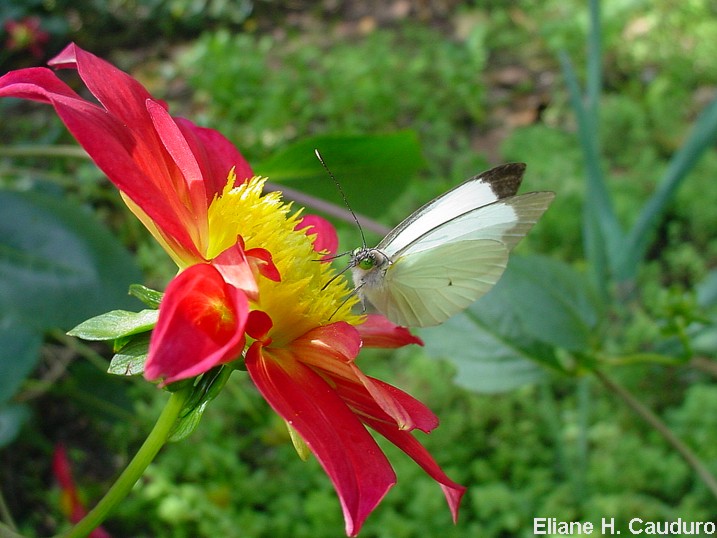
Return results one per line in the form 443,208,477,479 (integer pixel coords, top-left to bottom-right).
55,387,192,538
0,145,88,159
595,370,717,500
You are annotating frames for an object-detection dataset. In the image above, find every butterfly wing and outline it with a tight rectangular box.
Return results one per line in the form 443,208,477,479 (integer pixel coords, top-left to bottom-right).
377,163,527,255
381,191,555,258
362,239,509,327
355,163,554,327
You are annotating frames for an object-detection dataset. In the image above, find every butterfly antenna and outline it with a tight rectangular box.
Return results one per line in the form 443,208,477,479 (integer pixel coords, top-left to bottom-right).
328,282,365,321
314,149,367,248
321,261,354,291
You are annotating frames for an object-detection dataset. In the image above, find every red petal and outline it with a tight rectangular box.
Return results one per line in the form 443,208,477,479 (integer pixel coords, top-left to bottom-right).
52,444,77,495
52,444,113,538
285,323,362,378
145,264,248,384
295,215,339,259
0,61,200,260
176,118,253,197
0,67,79,100
2,44,253,265
343,368,439,432
365,417,466,524
245,246,281,282
357,314,424,348
285,323,435,431
146,100,209,226
51,44,250,205
50,43,164,138
247,346,395,536
246,310,273,342
212,240,260,297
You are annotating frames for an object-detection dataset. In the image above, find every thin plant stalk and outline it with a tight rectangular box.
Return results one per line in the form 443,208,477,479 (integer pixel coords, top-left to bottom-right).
595,370,717,500
56,387,192,538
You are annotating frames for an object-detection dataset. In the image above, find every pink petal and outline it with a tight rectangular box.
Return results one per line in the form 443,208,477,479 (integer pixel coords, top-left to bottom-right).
145,264,248,384
282,323,363,384
246,345,395,536
295,215,339,259
365,417,466,524
357,314,424,348
295,322,363,365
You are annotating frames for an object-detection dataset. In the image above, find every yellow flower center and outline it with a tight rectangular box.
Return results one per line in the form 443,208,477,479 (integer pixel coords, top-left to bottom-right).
206,173,361,345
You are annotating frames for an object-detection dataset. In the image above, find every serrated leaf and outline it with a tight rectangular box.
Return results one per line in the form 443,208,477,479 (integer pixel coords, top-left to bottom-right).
108,333,151,376
254,132,425,219
69,309,159,341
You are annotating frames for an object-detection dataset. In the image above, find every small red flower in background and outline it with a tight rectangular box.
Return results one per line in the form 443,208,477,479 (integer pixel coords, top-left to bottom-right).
52,445,111,538
1,44,465,536
4,17,49,58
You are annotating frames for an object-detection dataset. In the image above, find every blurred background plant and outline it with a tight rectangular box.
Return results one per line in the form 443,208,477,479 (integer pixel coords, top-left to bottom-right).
2,0,717,536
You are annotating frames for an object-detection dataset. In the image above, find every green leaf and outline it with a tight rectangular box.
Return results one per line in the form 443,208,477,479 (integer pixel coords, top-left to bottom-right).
619,93,717,281
108,333,151,376
68,309,158,341
0,190,142,330
129,284,163,309
0,189,142,404
499,256,602,352
422,255,600,393
168,366,234,442
421,307,547,393
559,51,622,297
254,132,425,219
0,404,31,447
0,316,42,403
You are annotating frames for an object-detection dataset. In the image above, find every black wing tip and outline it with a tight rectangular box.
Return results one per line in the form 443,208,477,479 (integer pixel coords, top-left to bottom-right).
475,162,527,199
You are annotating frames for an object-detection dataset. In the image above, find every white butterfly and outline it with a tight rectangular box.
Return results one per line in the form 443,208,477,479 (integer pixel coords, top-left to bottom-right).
349,163,554,327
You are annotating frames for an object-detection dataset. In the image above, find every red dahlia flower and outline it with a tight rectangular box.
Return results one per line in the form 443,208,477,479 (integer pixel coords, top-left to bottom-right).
0,44,465,536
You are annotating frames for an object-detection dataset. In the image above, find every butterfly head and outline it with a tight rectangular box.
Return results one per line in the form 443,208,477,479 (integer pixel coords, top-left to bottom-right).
351,247,389,270
349,247,391,289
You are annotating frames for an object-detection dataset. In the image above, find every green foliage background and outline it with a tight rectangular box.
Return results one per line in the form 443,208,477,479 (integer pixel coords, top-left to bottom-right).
3,0,717,537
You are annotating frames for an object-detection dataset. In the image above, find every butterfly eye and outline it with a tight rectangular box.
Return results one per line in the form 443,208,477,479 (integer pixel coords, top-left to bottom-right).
358,256,375,270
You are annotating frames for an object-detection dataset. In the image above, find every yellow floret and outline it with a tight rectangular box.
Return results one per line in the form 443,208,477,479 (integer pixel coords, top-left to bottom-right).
207,173,361,345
